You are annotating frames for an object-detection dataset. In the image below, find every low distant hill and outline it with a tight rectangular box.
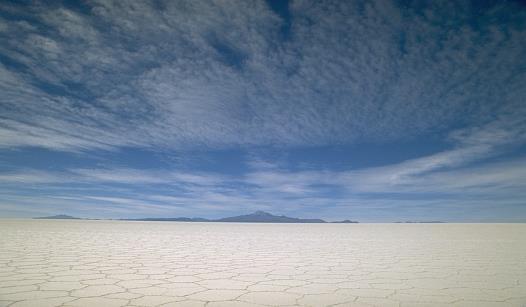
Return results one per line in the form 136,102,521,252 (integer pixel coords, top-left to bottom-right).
332,219,359,223
125,211,340,223
124,217,210,222
395,221,445,223
34,214,80,220
36,211,358,223
216,211,326,223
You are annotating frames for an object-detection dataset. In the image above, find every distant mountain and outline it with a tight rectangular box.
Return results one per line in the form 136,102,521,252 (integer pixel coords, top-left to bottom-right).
332,219,359,223
125,211,332,223
34,214,80,220
35,211,358,223
124,217,210,222
216,211,326,223
395,221,445,223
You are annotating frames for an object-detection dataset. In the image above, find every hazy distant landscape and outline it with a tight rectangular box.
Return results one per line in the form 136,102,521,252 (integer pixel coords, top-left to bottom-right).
36,211,359,223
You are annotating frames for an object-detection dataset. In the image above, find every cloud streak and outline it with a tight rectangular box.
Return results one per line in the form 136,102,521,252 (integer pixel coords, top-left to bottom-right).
1,119,525,221
0,0,525,151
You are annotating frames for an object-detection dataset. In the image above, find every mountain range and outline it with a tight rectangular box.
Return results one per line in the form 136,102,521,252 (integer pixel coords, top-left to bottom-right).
34,214,80,220
36,211,359,223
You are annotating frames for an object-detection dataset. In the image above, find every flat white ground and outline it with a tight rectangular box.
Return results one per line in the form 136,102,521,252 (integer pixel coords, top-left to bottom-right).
0,220,525,307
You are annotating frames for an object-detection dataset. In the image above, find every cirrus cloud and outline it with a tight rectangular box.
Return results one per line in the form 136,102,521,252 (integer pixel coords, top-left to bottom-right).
0,0,525,151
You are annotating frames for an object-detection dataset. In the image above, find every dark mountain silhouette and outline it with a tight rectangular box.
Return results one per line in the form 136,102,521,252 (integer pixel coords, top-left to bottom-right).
126,217,210,222
34,214,80,219
35,211,359,223
395,221,444,223
215,211,326,223
332,219,359,223
124,211,338,223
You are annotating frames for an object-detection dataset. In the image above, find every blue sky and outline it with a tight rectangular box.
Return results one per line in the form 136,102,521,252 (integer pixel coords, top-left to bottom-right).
1,0,525,221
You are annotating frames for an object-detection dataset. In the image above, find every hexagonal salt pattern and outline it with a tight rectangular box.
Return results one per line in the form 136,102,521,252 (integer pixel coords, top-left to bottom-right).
1,220,525,306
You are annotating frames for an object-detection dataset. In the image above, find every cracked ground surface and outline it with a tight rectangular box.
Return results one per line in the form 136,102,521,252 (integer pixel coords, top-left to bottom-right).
0,220,525,307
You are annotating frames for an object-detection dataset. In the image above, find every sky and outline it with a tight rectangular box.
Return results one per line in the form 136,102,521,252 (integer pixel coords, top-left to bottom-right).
0,0,526,222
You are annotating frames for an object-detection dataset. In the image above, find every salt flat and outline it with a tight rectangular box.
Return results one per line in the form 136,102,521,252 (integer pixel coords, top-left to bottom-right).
0,220,525,307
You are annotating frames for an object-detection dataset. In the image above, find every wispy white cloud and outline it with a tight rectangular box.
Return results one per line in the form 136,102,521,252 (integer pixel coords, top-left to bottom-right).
0,1,525,151
340,118,526,193
0,169,70,184
1,119,524,220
